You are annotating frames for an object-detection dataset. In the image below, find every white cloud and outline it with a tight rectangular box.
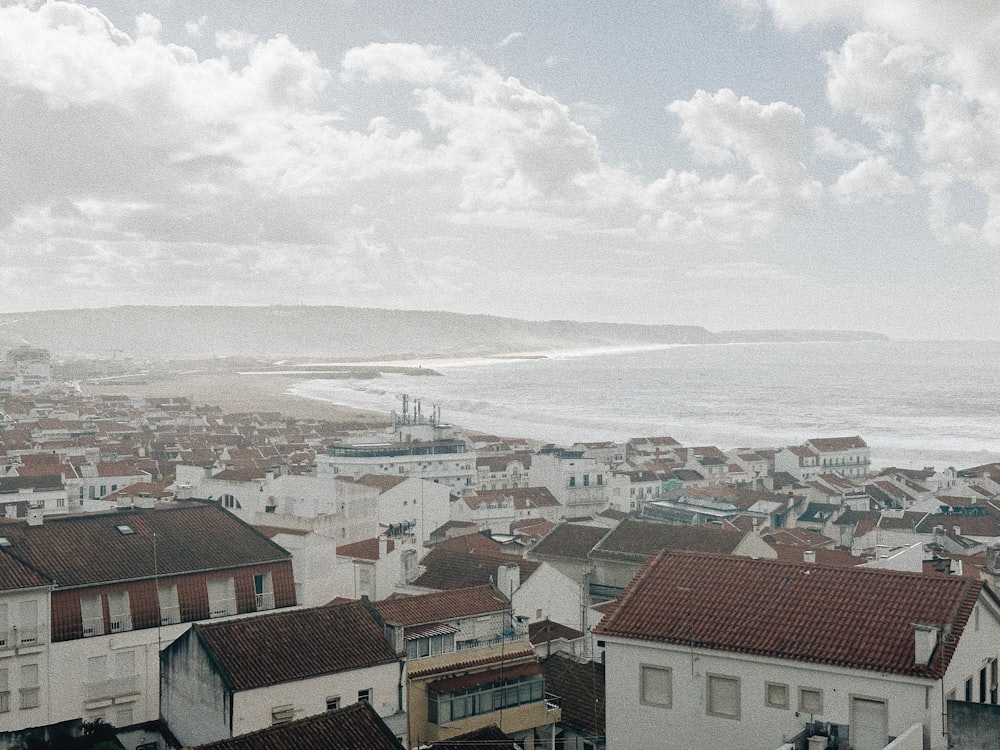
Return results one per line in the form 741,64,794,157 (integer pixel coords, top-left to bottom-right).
135,13,161,39
748,0,1000,246
639,89,821,242
215,29,257,52
185,15,207,38
832,156,912,203
812,126,874,161
496,32,523,48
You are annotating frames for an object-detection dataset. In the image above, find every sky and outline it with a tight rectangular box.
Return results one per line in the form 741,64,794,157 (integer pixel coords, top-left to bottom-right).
2,1,999,340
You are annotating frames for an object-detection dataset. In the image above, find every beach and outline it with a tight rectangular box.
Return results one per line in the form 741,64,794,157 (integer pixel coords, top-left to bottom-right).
80,371,390,425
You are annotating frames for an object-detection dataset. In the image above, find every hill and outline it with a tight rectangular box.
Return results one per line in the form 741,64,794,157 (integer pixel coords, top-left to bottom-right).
0,306,887,361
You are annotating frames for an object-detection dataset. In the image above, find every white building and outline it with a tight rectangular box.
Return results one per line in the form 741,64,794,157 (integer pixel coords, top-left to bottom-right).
160,601,407,747
595,549,1000,750
530,448,609,517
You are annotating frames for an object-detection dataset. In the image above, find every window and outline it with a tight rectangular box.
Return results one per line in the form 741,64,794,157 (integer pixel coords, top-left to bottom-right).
406,632,455,659
583,474,590,487
221,494,241,509
254,572,275,611
640,665,672,708
0,668,9,713
358,688,372,704
108,591,132,633
799,687,823,714
765,682,789,709
326,695,341,711
427,674,545,724
568,476,576,488
81,595,104,637
597,474,603,485
980,666,988,704
707,674,740,719
965,677,973,702
207,577,237,618
991,659,998,705
20,664,39,709
115,707,133,726
158,583,181,625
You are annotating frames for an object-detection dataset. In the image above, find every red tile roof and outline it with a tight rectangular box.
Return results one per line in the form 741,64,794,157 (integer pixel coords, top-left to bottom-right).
190,700,405,750
590,519,745,562
346,474,410,492
530,523,609,562
594,550,987,679
0,546,51,590
807,436,867,452
424,725,519,750
374,585,509,625
428,661,541,694
411,549,541,591
464,487,559,510
338,537,396,561
528,619,584,645
0,502,290,588
194,601,399,692
540,653,604,737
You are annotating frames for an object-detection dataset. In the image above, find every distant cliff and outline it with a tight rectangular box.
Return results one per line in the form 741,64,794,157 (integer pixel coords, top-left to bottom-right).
0,306,887,361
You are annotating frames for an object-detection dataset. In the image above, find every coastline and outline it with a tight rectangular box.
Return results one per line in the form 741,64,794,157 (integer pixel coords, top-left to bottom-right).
79,371,390,425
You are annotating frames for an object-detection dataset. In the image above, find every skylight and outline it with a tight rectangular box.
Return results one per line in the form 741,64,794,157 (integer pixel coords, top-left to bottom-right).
115,524,135,536
0,536,11,547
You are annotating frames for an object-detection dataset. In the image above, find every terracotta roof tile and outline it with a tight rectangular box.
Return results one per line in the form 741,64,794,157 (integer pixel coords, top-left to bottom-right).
412,549,541,590
528,619,584,645
0,502,290,588
374,585,509,625
590,519,744,561
195,601,399,692
464,487,560,510
807,436,867,452
540,653,604,736
594,550,985,679
190,700,405,750
338,537,395,561
530,524,609,562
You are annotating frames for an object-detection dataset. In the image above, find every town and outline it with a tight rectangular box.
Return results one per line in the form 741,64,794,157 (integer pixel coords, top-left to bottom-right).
1,346,999,750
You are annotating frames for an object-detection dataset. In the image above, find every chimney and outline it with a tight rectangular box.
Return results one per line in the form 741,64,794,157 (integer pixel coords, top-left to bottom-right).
497,563,521,597
913,624,939,665
803,550,816,564
26,508,44,526
378,534,388,559
953,524,961,536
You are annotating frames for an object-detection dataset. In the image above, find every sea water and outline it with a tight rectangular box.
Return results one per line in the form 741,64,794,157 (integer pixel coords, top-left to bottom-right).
288,340,1000,471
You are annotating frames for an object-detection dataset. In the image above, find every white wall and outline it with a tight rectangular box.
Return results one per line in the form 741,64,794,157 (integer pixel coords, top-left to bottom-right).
232,661,403,736
602,632,986,750
513,564,584,631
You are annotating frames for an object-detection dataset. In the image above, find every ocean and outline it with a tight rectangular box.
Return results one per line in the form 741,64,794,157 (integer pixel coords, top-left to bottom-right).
288,340,1000,472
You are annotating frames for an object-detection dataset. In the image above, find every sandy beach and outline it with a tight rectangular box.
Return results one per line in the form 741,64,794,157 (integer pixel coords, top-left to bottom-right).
80,371,391,425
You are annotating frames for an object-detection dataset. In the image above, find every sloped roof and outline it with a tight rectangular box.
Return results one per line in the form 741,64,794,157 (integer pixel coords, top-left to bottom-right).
374,585,510,625
411,548,541,591
530,523,609,562
590,519,744,562
424,724,519,750
194,601,399,692
0,502,290,588
594,550,987,679
528,619,584,645
0,547,51,590
541,653,605,736
190,700,405,750
338,537,396,561
807,436,867,452
464,487,560,510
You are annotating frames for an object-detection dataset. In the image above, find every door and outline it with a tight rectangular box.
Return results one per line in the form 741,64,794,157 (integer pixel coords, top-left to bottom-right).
851,697,887,750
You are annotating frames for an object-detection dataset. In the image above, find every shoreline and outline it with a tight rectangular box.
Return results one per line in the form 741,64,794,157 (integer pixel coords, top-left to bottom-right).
79,371,391,425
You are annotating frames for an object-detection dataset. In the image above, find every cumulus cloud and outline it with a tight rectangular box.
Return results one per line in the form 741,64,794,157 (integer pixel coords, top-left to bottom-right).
832,156,912,203
747,0,1000,245
639,89,821,242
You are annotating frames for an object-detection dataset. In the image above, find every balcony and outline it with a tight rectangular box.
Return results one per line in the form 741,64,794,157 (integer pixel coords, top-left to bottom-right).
255,591,275,611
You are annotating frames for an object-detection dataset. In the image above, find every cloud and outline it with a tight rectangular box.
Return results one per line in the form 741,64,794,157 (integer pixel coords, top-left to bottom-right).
832,156,912,203
639,89,821,242
496,32,524,48
747,0,1000,246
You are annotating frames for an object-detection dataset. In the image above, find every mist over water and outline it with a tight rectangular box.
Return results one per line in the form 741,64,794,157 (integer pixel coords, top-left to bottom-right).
290,340,1000,471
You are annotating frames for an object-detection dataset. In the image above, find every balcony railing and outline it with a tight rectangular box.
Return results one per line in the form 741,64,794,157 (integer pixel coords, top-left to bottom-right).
84,675,139,703
255,591,275,611
109,615,132,633
82,616,104,637
160,605,181,626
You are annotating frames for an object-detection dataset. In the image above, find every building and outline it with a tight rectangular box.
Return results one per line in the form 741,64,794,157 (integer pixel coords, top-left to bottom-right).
529,449,609,516
595,550,1000,750
374,586,560,748
160,601,407,747
188,699,407,750
0,501,296,745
